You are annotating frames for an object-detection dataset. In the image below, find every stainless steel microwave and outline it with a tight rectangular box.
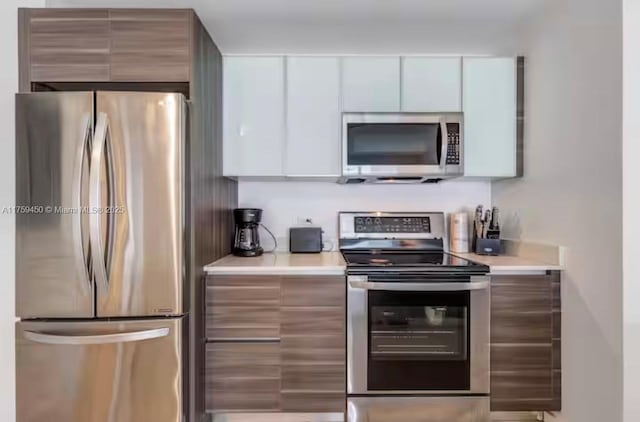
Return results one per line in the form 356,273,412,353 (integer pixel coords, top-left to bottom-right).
339,112,464,184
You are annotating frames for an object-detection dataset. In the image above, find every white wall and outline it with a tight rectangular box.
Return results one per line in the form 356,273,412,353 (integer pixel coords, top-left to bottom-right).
1,3,45,422
238,181,491,250
492,0,623,421
623,1,640,420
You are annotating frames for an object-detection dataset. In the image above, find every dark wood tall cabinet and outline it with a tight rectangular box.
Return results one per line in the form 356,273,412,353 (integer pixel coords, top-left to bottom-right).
18,8,238,422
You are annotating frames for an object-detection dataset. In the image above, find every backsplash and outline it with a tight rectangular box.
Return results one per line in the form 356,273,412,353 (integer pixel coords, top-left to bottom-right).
238,181,491,251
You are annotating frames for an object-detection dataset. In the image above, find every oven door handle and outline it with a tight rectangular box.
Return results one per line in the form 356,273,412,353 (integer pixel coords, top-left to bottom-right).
348,280,490,291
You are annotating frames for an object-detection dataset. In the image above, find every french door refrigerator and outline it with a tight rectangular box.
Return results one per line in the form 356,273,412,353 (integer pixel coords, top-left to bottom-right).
15,91,189,422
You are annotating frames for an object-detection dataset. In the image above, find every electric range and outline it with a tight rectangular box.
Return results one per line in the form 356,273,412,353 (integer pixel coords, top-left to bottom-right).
339,212,491,422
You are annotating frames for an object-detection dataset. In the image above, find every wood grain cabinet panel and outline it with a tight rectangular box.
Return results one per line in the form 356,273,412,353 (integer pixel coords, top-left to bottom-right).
490,272,561,412
207,305,280,340
280,277,346,413
207,275,281,307
204,274,347,414
206,342,280,411
109,9,191,81
281,276,345,307
27,9,110,82
206,275,281,340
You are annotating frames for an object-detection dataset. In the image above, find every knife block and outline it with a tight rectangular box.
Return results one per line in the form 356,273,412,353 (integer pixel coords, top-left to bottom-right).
475,238,501,256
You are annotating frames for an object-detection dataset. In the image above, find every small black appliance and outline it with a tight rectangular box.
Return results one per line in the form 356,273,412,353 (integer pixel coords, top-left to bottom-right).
289,227,323,253
233,208,263,257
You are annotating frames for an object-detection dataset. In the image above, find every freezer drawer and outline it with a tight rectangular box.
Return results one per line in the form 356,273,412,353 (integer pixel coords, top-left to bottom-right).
347,396,489,422
16,317,187,422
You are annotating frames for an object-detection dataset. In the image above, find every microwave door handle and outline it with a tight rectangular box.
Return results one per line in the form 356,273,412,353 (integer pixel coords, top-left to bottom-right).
440,119,449,169
349,280,490,292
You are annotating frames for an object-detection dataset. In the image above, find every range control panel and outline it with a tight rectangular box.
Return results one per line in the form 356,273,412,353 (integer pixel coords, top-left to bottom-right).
339,212,446,244
446,123,461,165
354,216,431,233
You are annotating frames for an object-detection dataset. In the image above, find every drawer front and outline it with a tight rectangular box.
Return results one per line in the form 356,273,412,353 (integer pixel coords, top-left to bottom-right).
206,275,281,340
491,275,552,344
207,306,280,340
207,275,281,307
281,276,345,307
206,342,280,412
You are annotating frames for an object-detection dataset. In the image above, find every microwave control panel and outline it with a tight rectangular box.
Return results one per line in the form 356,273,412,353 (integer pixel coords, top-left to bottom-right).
446,123,461,165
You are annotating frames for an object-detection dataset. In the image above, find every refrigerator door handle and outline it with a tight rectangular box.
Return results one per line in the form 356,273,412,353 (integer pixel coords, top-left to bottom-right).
72,115,92,294
89,112,111,290
23,328,170,345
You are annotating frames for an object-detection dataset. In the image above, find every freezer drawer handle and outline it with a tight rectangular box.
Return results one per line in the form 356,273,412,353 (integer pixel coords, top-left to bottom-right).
23,328,170,345
348,280,490,292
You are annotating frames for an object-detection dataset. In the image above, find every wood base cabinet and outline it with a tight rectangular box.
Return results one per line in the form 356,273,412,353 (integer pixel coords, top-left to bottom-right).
490,271,561,412
205,274,346,415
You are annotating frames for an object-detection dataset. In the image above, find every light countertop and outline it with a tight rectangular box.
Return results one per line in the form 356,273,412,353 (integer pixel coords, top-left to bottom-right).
204,252,346,275
452,252,564,274
205,250,561,275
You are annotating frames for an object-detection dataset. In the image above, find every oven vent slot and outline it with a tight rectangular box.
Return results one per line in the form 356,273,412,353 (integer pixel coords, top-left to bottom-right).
366,275,471,283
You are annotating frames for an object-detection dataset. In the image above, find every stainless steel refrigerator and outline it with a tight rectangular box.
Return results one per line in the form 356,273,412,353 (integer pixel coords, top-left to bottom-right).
15,91,189,422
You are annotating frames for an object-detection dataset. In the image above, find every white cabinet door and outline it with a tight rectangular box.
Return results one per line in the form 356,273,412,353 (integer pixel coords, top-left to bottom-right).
342,57,400,111
286,57,341,176
401,57,462,112
463,57,517,178
223,56,285,176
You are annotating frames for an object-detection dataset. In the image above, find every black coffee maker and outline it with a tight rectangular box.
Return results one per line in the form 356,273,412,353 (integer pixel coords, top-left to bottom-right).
233,208,264,257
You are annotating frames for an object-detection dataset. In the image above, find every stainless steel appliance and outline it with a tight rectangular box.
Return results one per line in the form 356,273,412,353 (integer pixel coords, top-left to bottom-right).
15,91,188,422
339,113,463,184
233,208,264,257
340,212,491,422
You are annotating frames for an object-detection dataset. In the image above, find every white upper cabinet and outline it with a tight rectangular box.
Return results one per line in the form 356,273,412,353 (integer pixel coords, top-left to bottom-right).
463,57,517,178
223,56,285,176
401,57,462,112
285,57,342,176
342,57,401,111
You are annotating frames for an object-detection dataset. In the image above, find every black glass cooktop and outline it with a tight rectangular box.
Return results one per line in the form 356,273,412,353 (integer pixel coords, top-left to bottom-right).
342,251,487,270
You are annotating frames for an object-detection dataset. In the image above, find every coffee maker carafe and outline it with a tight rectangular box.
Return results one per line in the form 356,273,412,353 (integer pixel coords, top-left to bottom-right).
233,208,264,257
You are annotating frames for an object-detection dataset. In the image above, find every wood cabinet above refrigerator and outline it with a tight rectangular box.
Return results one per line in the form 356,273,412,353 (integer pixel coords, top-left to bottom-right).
18,8,192,89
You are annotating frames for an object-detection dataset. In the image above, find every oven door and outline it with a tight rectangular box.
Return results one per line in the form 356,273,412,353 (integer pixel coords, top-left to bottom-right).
342,113,462,178
347,274,490,395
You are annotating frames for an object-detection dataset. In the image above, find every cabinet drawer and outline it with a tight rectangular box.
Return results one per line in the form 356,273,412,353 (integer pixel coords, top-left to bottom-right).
206,342,280,412
490,370,553,411
207,275,281,307
207,306,279,340
281,276,344,307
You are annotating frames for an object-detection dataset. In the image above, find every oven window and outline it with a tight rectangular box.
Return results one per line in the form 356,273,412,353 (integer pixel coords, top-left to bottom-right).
367,290,471,391
370,305,467,361
347,123,442,166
